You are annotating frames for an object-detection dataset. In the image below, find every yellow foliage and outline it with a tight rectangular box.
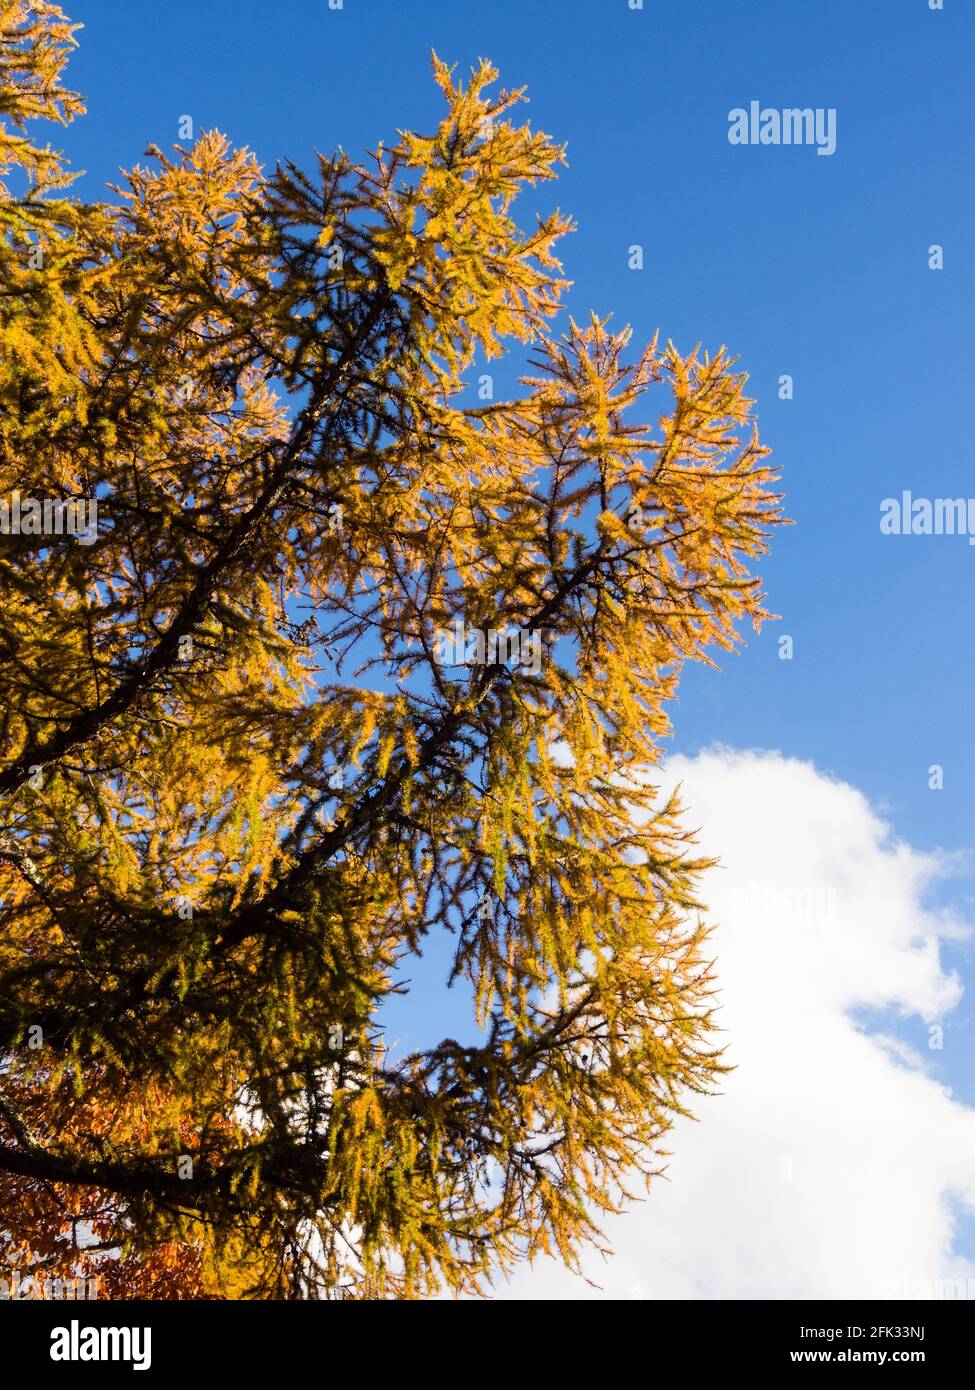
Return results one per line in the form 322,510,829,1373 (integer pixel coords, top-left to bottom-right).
0,13,784,1301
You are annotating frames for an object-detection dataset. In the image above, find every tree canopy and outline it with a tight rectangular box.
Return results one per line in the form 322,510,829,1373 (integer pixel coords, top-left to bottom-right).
0,1,783,1298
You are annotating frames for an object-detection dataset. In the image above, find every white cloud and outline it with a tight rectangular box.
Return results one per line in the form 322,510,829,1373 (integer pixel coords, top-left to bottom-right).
503,748,975,1300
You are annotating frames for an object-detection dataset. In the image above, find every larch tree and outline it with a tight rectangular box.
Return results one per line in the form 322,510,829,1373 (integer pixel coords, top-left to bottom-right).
0,2,783,1299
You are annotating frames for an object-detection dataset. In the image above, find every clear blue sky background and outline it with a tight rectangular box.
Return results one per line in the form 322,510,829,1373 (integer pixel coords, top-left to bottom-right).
56,2,974,1099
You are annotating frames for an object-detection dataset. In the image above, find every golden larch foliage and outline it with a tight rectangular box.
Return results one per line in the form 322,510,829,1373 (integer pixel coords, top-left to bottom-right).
0,8,784,1298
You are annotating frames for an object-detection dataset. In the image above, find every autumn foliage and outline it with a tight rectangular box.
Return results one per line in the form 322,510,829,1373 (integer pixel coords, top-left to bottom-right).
0,2,783,1298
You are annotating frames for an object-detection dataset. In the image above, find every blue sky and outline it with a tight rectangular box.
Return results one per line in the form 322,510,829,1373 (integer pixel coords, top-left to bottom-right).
48,2,975,1288
62,0,973,837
